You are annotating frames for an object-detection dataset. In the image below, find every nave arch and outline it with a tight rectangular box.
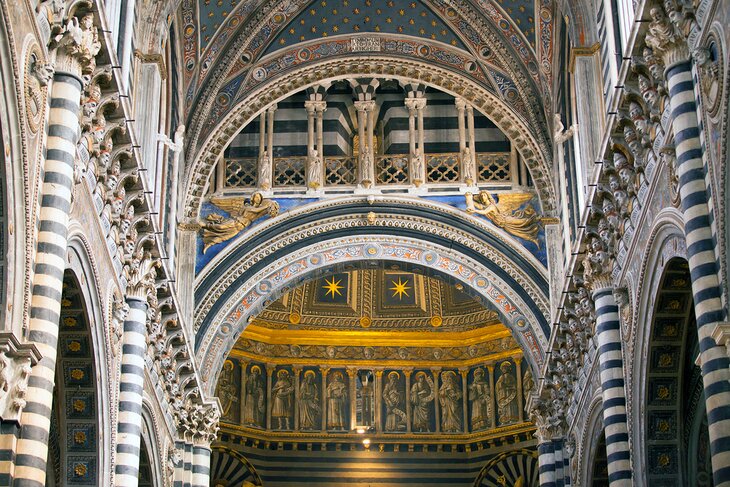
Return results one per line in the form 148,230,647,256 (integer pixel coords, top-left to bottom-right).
194,198,551,397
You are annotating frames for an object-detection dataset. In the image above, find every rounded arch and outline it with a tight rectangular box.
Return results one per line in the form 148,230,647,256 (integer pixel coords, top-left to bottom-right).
629,212,687,485
472,449,539,486
182,57,556,220
195,229,549,396
210,445,264,486
140,400,166,487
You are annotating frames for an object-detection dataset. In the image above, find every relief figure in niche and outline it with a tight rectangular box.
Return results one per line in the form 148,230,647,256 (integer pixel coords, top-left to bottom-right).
383,372,406,432
522,368,534,413
298,370,320,430
243,366,265,427
327,371,348,430
439,371,462,432
410,372,435,432
271,369,294,430
359,370,375,427
469,367,491,431
217,360,239,420
496,362,518,425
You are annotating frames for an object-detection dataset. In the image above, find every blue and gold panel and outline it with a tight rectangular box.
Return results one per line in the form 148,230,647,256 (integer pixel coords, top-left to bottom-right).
650,346,680,372
325,369,349,431
381,370,406,432
272,366,295,430
652,317,684,341
299,367,323,431
64,362,94,388
218,359,242,424
647,411,677,441
66,423,96,452
656,293,691,315
494,360,519,427
410,370,436,433
242,363,267,429
382,272,418,307
648,445,679,475
648,378,678,406
437,369,463,433
66,457,96,484
61,335,90,358
316,273,350,305
66,391,95,419
60,312,83,331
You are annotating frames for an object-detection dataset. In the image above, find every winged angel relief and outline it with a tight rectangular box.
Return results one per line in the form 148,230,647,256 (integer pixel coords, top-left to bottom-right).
199,193,279,253
465,191,541,245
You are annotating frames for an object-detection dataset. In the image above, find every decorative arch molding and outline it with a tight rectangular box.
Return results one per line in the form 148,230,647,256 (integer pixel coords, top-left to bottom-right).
140,400,166,487
577,392,605,487
210,445,264,486
628,215,689,487
195,232,549,397
182,57,556,220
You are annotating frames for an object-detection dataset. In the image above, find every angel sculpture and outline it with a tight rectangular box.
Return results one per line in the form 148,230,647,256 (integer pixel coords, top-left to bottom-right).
200,192,279,253
465,191,541,245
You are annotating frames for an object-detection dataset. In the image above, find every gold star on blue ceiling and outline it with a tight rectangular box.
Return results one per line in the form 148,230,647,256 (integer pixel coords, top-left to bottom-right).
265,0,467,54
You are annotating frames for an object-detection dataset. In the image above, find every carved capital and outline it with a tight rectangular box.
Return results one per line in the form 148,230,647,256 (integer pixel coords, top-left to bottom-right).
645,4,690,68
0,333,42,422
53,14,102,79
124,250,160,302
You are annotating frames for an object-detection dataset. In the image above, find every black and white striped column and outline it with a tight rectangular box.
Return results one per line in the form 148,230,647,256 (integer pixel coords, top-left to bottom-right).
538,439,556,487
665,57,730,486
14,55,85,487
592,287,632,486
553,437,564,487
192,444,211,487
114,297,149,486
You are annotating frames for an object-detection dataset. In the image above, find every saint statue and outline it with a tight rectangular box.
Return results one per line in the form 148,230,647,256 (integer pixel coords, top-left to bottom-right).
298,370,320,430
410,372,435,432
462,146,475,185
158,125,185,172
496,362,518,425
359,146,374,187
411,148,425,186
439,371,462,433
216,360,239,420
465,191,541,245
327,371,348,430
307,148,323,189
200,193,279,253
383,372,406,432
259,150,272,190
271,369,294,430
243,366,265,427
469,367,491,431
359,370,375,427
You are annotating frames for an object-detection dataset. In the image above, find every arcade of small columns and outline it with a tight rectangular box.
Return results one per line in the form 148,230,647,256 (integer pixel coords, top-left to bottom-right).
531,2,730,487
250,81,479,191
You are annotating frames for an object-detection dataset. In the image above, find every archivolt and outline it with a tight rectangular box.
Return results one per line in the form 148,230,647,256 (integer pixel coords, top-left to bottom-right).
181,56,556,220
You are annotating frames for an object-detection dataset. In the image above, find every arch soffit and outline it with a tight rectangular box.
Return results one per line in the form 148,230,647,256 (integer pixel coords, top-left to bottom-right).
64,235,112,486
628,212,687,483
578,392,605,486
184,0,548,133
182,57,556,221
195,233,549,397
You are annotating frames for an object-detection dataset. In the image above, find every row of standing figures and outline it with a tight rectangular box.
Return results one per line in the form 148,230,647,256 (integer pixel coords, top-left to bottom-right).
219,363,533,434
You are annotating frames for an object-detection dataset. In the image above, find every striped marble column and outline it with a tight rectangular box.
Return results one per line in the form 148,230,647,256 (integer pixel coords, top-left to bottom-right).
665,55,730,486
114,297,149,486
645,9,730,482
553,437,564,487
537,439,556,487
592,286,632,486
114,253,158,486
191,444,211,487
14,20,99,485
